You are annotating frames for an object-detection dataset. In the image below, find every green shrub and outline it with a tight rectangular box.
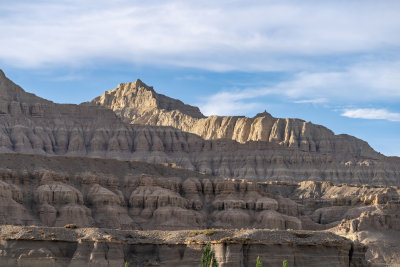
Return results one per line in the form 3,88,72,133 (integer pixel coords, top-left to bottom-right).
283,259,288,267
201,243,218,267
256,256,262,267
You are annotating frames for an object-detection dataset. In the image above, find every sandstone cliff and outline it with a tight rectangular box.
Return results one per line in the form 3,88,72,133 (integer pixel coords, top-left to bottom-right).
90,79,381,159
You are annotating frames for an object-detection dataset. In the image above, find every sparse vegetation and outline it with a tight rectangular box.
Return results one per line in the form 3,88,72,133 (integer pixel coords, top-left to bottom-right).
189,229,216,237
64,224,77,229
283,259,288,267
201,243,218,267
124,261,129,267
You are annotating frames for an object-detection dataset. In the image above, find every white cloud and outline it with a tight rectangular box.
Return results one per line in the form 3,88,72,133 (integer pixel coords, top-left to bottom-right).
3,0,400,116
198,90,272,116
277,61,400,101
198,59,400,116
0,0,400,71
174,75,205,81
341,108,400,122
294,98,328,104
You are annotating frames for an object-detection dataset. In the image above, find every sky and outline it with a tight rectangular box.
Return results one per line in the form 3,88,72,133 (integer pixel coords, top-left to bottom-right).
1,0,400,156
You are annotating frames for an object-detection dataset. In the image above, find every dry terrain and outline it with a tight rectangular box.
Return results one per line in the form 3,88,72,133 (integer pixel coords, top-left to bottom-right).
1,69,400,266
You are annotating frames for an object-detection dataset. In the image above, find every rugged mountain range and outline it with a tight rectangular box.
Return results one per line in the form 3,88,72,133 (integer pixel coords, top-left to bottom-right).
1,69,400,266
0,70,399,185
90,79,380,159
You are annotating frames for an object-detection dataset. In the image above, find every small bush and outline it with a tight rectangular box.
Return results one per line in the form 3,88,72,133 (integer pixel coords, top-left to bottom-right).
201,243,218,267
256,256,262,267
188,231,199,237
64,224,77,229
188,229,216,237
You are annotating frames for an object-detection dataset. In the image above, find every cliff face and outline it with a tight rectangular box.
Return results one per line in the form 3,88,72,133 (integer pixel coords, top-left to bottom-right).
0,153,399,265
0,71,399,185
0,70,399,266
0,226,366,267
0,153,398,232
90,79,381,159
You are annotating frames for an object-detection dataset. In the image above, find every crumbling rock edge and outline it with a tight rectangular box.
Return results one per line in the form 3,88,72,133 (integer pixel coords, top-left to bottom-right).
0,226,366,267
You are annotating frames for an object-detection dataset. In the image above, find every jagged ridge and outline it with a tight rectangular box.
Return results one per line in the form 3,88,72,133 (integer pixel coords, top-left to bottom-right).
0,70,399,185
90,79,381,159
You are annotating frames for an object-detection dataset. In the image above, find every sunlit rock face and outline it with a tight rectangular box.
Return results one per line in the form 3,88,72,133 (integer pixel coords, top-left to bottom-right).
91,79,380,159
1,70,399,184
0,70,400,266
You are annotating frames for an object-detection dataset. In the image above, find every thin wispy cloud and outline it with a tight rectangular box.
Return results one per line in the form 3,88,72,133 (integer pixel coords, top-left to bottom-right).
1,0,400,71
1,0,399,156
294,98,328,104
277,61,400,101
199,60,400,116
342,108,400,122
198,89,274,116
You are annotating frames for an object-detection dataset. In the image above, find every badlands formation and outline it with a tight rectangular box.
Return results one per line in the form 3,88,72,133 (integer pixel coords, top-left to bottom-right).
0,69,399,266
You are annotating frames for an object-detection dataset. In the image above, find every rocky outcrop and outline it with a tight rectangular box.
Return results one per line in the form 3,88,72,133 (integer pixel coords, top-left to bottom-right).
0,70,400,185
0,70,50,105
34,182,94,227
0,153,397,265
1,70,399,266
333,200,400,266
0,162,305,231
0,226,367,267
0,154,399,232
90,79,381,159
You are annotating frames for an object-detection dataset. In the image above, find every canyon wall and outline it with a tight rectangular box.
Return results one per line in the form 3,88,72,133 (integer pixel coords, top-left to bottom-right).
0,153,398,265
0,153,398,232
0,226,367,267
1,70,400,265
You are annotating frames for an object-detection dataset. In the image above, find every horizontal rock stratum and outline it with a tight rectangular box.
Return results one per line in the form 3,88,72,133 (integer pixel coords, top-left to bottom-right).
0,226,367,267
90,79,380,158
1,70,400,266
0,70,399,185
0,153,398,265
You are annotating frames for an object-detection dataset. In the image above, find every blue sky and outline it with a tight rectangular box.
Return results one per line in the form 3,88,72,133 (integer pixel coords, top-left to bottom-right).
1,0,400,156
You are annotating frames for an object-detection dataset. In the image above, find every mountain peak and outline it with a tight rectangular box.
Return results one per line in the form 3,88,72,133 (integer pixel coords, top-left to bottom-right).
254,110,273,119
0,70,50,104
0,69,5,79
134,78,144,85
91,79,205,120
